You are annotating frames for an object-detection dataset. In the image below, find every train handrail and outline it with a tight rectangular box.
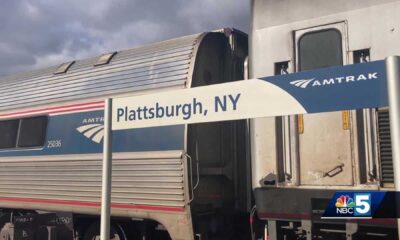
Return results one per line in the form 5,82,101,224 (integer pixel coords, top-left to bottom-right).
185,153,199,203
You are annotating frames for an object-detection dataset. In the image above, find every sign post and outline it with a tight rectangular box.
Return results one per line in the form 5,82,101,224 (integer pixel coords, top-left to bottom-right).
386,56,400,239
100,98,112,240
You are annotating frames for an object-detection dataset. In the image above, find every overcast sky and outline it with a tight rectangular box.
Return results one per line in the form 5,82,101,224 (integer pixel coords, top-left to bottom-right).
0,0,249,76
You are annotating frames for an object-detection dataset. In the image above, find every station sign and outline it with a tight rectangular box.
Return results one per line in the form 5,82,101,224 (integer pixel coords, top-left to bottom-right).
112,60,387,130
103,58,400,238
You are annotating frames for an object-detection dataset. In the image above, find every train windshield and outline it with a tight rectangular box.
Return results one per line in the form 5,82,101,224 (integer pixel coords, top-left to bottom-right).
298,29,343,71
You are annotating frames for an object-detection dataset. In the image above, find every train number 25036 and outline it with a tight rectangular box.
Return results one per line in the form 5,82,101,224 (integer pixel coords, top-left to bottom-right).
47,140,62,148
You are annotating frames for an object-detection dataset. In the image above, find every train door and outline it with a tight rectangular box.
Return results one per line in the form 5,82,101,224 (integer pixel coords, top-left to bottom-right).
294,22,354,186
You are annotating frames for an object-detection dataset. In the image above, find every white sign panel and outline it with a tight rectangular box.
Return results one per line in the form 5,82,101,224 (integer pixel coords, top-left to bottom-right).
112,79,305,130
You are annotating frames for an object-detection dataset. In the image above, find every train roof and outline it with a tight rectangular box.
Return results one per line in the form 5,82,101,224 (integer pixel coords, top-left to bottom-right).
252,0,399,29
0,31,212,112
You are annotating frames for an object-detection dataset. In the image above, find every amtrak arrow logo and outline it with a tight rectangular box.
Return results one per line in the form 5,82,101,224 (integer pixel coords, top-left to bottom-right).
290,78,315,88
76,124,104,143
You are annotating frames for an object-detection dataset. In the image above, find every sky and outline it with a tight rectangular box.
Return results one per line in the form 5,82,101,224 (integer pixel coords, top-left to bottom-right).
0,0,249,76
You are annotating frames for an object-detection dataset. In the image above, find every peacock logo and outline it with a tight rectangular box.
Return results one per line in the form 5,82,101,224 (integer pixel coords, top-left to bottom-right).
76,123,104,144
335,195,355,208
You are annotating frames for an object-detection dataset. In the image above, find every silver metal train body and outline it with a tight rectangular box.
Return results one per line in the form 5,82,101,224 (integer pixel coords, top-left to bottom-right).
0,29,249,240
250,0,400,239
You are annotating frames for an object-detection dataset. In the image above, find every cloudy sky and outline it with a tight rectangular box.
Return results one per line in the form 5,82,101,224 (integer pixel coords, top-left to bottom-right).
0,0,249,76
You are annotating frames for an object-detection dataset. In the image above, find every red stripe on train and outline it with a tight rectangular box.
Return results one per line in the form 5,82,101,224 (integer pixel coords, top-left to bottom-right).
0,197,185,213
48,105,104,115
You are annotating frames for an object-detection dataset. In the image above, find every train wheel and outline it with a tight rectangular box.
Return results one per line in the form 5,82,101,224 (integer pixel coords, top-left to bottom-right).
82,222,127,240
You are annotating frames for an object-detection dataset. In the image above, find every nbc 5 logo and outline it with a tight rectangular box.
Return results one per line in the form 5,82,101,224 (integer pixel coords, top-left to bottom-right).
354,193,371,216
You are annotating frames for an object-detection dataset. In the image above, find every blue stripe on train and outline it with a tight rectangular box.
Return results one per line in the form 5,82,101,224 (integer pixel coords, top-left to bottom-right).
0,110,184,157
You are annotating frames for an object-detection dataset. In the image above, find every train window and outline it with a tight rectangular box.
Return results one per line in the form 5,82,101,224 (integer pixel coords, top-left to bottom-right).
17,116,48,148
0,120,19,149
54,61,75,74
95,52,117,66
353,49,370,63
274,61,289,75
298,29,342,71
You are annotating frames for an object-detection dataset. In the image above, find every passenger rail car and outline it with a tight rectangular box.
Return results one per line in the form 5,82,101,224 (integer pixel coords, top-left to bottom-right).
0,29,249,240
251,0,400,239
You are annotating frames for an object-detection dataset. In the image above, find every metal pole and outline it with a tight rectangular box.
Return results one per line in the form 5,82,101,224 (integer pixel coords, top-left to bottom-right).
386,56,400,239
100,98,113,240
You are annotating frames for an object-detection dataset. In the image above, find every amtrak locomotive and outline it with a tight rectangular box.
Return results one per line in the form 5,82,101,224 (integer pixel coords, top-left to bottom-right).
1,0,400,240
251,0,400,239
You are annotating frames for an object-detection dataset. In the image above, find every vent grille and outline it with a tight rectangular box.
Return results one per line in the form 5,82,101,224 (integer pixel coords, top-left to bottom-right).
378,109,394,184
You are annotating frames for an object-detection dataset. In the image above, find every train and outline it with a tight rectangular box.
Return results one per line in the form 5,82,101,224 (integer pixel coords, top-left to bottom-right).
0,0,399,239
250,0,400,239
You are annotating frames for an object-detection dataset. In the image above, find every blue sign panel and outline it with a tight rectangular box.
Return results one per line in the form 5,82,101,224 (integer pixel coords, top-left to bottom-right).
261,60,387,113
